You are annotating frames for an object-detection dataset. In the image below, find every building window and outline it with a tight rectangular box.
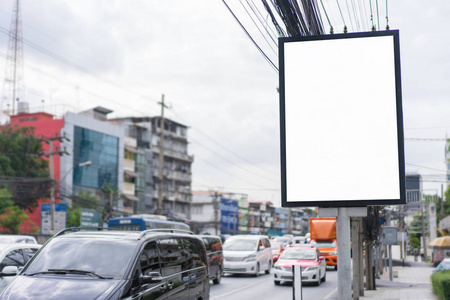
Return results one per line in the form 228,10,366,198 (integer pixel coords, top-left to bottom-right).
73,126,119,189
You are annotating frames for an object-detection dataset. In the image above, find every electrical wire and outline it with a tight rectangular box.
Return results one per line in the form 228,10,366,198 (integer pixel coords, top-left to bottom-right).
222,0,279,73
319,0,333,33
238,0,278,55
335,0,347,31
0,26,154,103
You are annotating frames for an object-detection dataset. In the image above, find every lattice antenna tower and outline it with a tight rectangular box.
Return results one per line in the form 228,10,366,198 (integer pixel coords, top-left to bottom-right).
2,0,25,119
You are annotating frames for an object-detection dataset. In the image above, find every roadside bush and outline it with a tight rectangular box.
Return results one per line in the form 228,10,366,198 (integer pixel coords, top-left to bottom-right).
431,271,450,300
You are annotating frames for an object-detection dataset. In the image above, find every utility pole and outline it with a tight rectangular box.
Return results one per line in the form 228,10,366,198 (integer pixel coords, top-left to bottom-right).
43,133,70,234
157,94,169,214
441,184,445,219
420,191,427,261
211,190,221,235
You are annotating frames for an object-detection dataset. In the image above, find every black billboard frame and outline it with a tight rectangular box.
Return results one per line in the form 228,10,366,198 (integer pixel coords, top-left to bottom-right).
279,30,405,208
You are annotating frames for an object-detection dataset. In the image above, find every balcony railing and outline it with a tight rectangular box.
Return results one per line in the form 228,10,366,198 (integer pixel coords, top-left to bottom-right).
152,146,194,162
124,158,135,172
123,182,135,195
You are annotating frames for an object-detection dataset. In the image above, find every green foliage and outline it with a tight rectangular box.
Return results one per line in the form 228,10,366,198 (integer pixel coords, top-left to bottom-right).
431,270,450,300
66,206,81,228
0,206,29,233
66,190,106,226
0,125,48,177
0,188,14,213
0,125,50,212
409,235,420,250
0,187,29,233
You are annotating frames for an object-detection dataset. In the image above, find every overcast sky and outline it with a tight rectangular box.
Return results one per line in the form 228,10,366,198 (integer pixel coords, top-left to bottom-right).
0,1,448,206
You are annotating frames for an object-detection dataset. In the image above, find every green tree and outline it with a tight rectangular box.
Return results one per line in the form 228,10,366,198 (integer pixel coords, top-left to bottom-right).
0,187,29,233
0,125,48,177
0,125,50,212
65,190,106,227
66,206,81,228
409,235,420,251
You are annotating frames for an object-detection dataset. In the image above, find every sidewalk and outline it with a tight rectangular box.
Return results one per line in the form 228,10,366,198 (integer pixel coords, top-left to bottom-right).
359,255,438,300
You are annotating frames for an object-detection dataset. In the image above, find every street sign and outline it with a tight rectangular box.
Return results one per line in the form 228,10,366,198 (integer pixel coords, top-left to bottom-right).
80,208,103,228
220,198,239,235
41,203,67,235
382,226,398,245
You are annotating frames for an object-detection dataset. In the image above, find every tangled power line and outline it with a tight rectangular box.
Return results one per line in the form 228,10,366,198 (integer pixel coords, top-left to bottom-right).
222,0,391,73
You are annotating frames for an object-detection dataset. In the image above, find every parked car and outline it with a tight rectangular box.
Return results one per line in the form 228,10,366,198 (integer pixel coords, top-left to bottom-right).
223,235,272,277
0,228,210,300
270,240,284,264
305,232,311,243
292,236,306,244
0,243,41,293
0,235,37,244
200,235,223,284
273,244,326,286
274,236,292,248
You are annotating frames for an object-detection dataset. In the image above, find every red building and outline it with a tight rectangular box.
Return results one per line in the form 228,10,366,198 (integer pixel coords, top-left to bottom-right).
9,112,64,233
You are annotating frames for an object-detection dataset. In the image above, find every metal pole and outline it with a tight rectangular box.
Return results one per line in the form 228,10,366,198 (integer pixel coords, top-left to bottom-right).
158,94,166,213
420,192,427,261
358,219,364,296
337,207,351,300
49,139,55,234
387,211,393,281
352,217,360,300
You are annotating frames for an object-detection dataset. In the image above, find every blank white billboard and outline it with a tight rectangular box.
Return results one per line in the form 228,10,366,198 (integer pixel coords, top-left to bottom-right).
279,31,405,207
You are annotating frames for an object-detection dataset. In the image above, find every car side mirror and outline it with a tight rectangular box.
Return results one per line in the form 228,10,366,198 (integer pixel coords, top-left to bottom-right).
142,271,163,284
1,266,19,277
319,257,325,262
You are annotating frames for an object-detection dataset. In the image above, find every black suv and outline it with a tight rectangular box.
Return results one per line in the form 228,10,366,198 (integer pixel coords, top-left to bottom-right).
200,235,223,284
0,228,210,300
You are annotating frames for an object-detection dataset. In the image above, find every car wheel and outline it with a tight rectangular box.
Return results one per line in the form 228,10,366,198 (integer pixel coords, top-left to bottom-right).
274,280,280,285
321,271,326,282
265,261,271,274
254,263,260,277
213,268,222,284
316,272,321,286
334,265,338,271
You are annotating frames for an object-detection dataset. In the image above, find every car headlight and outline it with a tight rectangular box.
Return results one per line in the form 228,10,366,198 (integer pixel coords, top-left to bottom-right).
305,266,318,271
244,254,256,261
330,251,337,256
274,266,282,270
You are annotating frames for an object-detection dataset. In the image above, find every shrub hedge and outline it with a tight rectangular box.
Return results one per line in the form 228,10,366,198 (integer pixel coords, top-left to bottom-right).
431,270,450,300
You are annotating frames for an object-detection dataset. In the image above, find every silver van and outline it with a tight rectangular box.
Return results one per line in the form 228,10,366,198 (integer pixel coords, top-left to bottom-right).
223,235,272,276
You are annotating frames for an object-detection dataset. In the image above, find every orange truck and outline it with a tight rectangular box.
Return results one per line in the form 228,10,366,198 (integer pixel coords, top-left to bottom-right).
309,217,338,270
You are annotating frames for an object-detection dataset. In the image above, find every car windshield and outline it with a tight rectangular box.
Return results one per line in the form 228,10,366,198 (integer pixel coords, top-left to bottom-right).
271,242,281,250
275,237,291,244
311,240,336,248
23,237,137,278
280,248,316,260
223,239,257,251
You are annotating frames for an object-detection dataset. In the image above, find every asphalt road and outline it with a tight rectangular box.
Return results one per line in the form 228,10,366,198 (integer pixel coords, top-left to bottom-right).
210,267,339,300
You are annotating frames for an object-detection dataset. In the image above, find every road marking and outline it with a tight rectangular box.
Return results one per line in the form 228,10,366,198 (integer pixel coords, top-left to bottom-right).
323,287,338,299
211,277,269,299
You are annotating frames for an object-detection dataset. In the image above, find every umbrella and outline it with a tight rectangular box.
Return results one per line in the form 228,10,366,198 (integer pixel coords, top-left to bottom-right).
429,236,450,248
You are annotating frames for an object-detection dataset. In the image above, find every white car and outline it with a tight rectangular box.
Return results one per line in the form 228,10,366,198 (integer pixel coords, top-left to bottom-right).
223,235,272,276
0,235,37,244
273,245,326,286
0,243,41,292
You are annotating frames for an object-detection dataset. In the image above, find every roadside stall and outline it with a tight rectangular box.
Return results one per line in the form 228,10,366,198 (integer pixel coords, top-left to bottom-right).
428,236,450,266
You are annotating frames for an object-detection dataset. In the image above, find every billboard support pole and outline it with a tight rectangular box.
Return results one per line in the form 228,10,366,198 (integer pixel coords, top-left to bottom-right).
320,207,366,300
337,207,351,300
